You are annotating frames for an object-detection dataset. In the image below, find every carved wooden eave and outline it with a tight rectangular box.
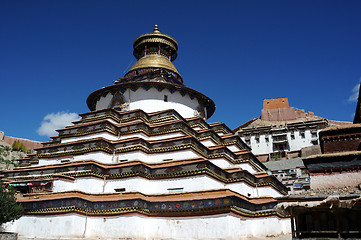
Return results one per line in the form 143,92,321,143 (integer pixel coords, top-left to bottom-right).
16,189,287,218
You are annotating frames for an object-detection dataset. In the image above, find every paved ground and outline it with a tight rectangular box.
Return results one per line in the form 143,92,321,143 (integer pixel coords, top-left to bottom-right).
247,234,292,240
19,235,292,240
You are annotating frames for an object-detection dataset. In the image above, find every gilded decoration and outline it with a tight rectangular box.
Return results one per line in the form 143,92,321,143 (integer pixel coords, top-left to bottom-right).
125,25,180,79
132,25,178,60
3,160,287,194
122,68,183,85
8,179,287,225
126,55,180,77
55,109,246,154
19,192,286,218
36,139,259,171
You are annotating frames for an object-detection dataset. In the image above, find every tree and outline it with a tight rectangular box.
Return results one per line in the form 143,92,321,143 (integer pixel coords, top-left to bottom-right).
11,141,20,151
0,181,23,226
11,141,27,152
19,143,26,152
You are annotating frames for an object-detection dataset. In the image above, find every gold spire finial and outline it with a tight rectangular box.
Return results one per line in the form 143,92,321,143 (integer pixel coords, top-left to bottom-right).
153,25,160,33
125,25,181,81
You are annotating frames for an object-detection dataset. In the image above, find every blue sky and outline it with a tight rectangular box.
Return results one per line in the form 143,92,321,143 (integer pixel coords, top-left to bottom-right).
1,0,360,142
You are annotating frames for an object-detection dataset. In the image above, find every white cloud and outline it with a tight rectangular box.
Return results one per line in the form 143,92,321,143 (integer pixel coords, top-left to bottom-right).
348,82,360,103
37,112,80,137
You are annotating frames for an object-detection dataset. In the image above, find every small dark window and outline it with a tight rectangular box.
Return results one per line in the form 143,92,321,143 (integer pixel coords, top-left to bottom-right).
163,158,173,161
300,132,305,138
114,188,126,192
164,95,168,102
168,187,183,193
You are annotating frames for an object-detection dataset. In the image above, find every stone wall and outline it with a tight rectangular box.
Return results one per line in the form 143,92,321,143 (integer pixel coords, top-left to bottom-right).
263,97,290,109
301,145,321,157
319,124,361,153
322,138,360,153
310,171,361,189
0,131,42,150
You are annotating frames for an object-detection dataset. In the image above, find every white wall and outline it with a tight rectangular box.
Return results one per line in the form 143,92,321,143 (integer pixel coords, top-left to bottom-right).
37,149,199,166
200,139,216,147
5,213,291,239
242,129,321,156
51,175,282,198
61,132,185,144
209,158,258,174
226,144,242,152
35,153,263,178
95,88,205,119
61,132,118,143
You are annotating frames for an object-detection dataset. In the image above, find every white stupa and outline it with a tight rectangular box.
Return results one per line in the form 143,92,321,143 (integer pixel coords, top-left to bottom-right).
1,25,290,239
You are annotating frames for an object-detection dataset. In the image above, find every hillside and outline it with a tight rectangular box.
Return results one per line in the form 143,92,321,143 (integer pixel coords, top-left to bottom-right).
0,131,41,170
0,141,31,170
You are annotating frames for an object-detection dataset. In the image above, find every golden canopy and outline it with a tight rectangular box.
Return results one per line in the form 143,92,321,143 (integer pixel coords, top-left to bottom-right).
125,25,181,79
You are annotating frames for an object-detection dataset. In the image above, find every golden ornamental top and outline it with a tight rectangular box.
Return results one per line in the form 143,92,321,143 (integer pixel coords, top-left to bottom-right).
132,25,178,61
152,25,160,33
124,25,182,83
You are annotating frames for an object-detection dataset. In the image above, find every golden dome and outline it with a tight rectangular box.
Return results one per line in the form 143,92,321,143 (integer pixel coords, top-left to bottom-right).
126,54,180,76
133,25,178,57
125,25,181,80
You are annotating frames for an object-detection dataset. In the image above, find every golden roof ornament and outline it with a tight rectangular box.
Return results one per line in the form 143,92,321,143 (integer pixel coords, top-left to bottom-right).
153,25,160,33
124,25,182,82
